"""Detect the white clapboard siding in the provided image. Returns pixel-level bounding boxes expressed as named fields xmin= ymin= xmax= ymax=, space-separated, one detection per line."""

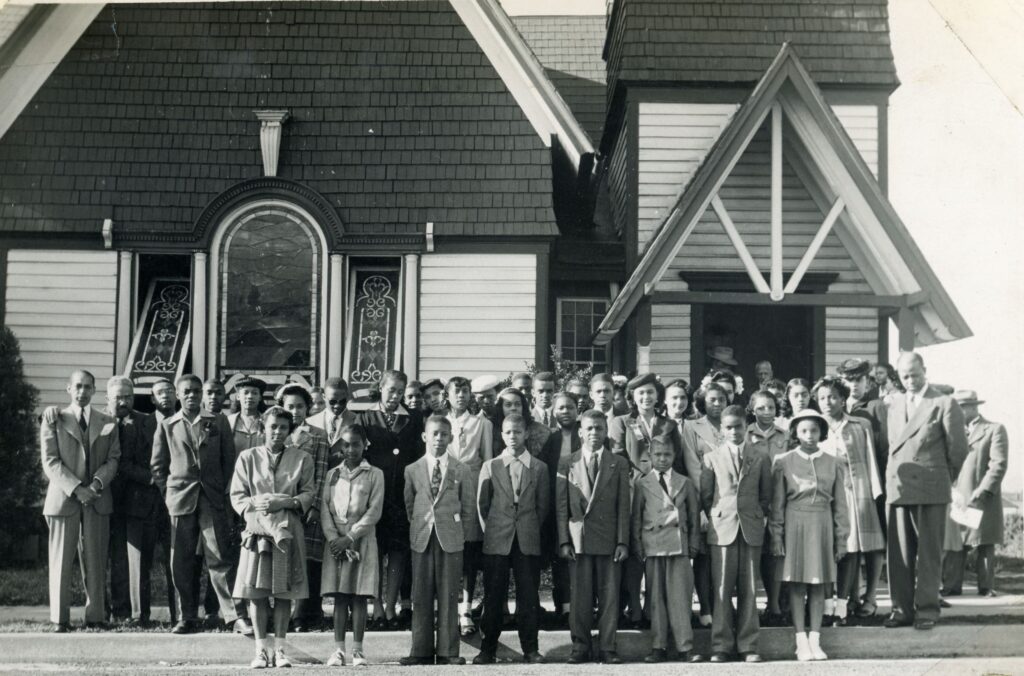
xmin=649 ymin=303 xmax=691 ymax=380
xmin=637 ymin=102 xmax=739 ymax=250
xmin=418 ymin=253 xmax=536 ymax=379
xmin=831 ymin=105 xmax=879 ymax=178
xmin=826 ymin=278 xmax=878 ymax=370
xmin=5 ymin=250 xmax=118 ymax=409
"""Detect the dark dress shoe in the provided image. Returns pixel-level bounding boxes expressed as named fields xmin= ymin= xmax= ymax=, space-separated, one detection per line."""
xmin=676 ymin=651 xmax=690 ymax=662
xmin=398 ymin=656 xmax=433 ymax=666
xmin=171 ymin=620 xmax=199 ymax=634
xmin=436 ymin=656 xmax=466 ymax=665
xmin=688 ymin=653 xmax=706 ymax=663
xmin=523 ymin=651 xmax=545 ymax=664
xmin=979 ymin=589 xmax=998 ymax=598
xmin=84 ymin=621 xmax=109 ymax=630
xmin=599 ymin=651 xmax=622 ymax=664
xmin=742 ymin=652 xmax=763 ymax=663
xmin=710 ymin=652 xmax=732 ymax=663
xmin=939 ymin=598 xmax=952 ymax=609
xmin=884 ymin=615 xmax=913 ymax=628
xmin=645 ymin=649 xmax=667 ymax=663
xmin=472 ymin=652 xmax=496 ymax=665
xmin=940 ymin=588 xmax=961 ymax=597
xmin=914 ymin=619 xmax=936 ymax=630
xmin=52 ymin=622 xmax=70 ymax=633
xmin=567 ymin=651 xmax=590 ymax=664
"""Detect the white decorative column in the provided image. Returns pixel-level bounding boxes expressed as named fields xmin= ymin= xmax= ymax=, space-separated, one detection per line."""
xmin=254 ymin=110 xmax=290 ymax=177
xmin=192 ymin=252 xmax=208 ymax=379
xmin=402 ymin=254 xmax=419 ymax=379
xmin=327 ymin=254 xmax=345 ymax=380
xmin=115 ymin=251 xmax=133 ymax=374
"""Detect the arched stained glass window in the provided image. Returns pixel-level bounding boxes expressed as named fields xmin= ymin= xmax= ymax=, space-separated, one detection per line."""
xmin=218 ymin=204 xmax=323 ymax=374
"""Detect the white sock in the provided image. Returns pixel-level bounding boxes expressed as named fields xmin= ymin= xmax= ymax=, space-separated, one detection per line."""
xmin=836 ymin=598 xmax=848 ymax=618
xmin=824 ymin=598 xmax=835 ymax=615
xmin=459 ymin=601 xmax=471 ymax=616
xmin=700 ymin=614 xmax=712 ymax=626
xmin=271 ymin=636 xmax=281 ymax=651
xmin=255 ymin=638 xmax=268 ymax=652
xmin=561 ymin=603 xmax=570 ymax=615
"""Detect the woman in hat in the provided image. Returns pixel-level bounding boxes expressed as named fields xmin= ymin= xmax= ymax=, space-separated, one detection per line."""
xmin=814 ymin=377 xmax=885 ymax=622
xmin=769 ymin=409 xmax=849 ymax=661
xmin=230 ymin=406 xmax=316 ymax=669
xmin=276 ymin=383 xmax=334 ymax=632
xmin=228 ymin=376 xmax=268 ymax=452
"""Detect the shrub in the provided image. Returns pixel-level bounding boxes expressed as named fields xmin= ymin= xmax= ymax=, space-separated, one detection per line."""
xmin=0 ymin=327 xmax=44 ymax=562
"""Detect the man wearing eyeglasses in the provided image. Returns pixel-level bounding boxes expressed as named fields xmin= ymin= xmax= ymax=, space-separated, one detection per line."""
xmin=307 ymin=377 xmax=356 ymax=448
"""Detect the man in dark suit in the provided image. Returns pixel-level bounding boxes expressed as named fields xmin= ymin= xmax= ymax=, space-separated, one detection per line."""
xmin=474 ymin=414 xmax=550 ymax=664
xmin=885 ymin=352 xmax=968 ymax=630
xmin=40 ymin=369 xmax=121 ymax=631
xmin=942 ymin=390 xmax=1008 ymax=597
xmin=151 ymin=374 xmax=240 ymax=634
xmin=556 ymin=410 xmax=631 ymax=664
xmin=700 ymin=405 xmax=771 ymax=663
xmin=105 ymin=376 xmax=176 ymax=625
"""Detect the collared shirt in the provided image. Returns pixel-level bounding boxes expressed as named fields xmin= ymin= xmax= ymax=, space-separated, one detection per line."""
xmin=967 ymin=415 xmax=980 ymax=435
xmin=727 ymin=442 xmax=744 ymax=471
xmin=502 ymin=448 xmax=531 ymax=503
xmin=181 ymin=410 xmax=208 ymax=448
xmin=656 ymin=468 xmax=673 ymax=494
xmin=425 ymin=452 xmax=449 ymax=486
xmin=69 ymin=402 xmax=91 ymax=427
xmin=232 ymin=412 xmax=263 ymax=451
xmin=446 ymin=409 xmax=492 ymax=466
xmin=906 ymin=385 xmax=927 ymax=417
xmin=636 ymin=412 xmax=656 ymax=440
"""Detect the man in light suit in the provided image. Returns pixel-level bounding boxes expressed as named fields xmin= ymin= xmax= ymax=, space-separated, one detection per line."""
xmin=304 ymin=377 xmax=355 ymax=445
xmin=556 ymin=409 xmax=631 ymax=664
xmin=151 ymin=374 xmax=240 ymax=634
xmin=41 ymin=369 xmax=121 ymax=631
xmin=942 ymin=390 xmax=1007 ymax=597
xmin=700 ymin=405 xmax=771 ymax=663
xmin=474 ymin=414 xmax=550 ymax=665
xmin=401 ymin=416 xmax=476 ymax=666
xmin=885 ymin=352 xmax=968 ymax=630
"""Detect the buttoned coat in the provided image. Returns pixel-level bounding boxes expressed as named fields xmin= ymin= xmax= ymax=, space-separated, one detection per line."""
xmin=111 ymin=411 xmax=161 ymax=519
xmin=359 ymin=406 xmax=423 ymax=547
xmin=477 ymin=454 xmax=550 ymax=556
xmin=41 ymin=406 xmax=121 ymax=517
xmin=885 ymin=387 xmax=968 ymax=506
xmin=609 ymin=412 xmax=702 ymax=482
xmin=630 ymin=470 xmax=701 ymax=558
xmin=151 ymin=410 xmax=235 ymax=516
xmin=954 ymin=417 xmax=1008 ymax=546
xmin=555 ymin=449 xmax=630 ymax=555
xmin=404 ymin=455 xmax=476 ymax=554
xmin=700 ymin=443 xmax=772 ymax=547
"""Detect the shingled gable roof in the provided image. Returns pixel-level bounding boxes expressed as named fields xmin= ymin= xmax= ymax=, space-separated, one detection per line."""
xmin=0 ymin=1 xmax=591 ymax=241
xmin=512 ymin=14 xmax=607 ymax=145
xmin=594 ymin=44 xmax=970 ymax=348
xmin=603 ymin=0 xmax=900 ymax=133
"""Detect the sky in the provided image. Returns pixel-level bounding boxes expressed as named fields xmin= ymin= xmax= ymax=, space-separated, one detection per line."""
xmin=501 ymin=0 xmax=1024 ymax=491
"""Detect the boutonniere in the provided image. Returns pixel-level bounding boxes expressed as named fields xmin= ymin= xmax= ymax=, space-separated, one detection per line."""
xmin=629 ymin=420 xmax=645 ymax=441
xmin=203 ymin=420 xmax=218 ymax=436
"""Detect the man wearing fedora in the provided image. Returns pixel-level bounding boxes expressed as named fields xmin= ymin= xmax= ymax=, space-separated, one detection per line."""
xmin=884 ymin=352 xmax=967 ymax=630
xmin=941 ymin=390 xmax=1008 ymax=598
xmin=707 ymin=346 xmax=739 ymax=372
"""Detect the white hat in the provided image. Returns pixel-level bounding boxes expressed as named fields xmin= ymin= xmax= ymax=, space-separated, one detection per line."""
xmin=471 ymin=375 xmax=500 ymax=394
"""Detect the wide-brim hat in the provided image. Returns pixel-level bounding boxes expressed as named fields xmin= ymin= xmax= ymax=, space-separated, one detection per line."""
xmin=706 ymin=346 xmax=738 ymax=366
xmin=952 ymin=389 xmax=985 ymax=406
xmin=836 ymin=358 xmax=872 ymax=379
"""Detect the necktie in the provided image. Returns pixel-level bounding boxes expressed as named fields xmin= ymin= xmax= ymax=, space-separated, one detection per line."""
xmin=328 ymin=415 xmax=337 ymax=442
xmin=79 ymin=410 xmax=91 ymax=473
xmin=658 ymin=471 xmax=670 ymax=495
xmin=430 ymin=459 xmax=442 ymax=499
xmin=511 ymin=459 xmax=522 ymax=504
xmin=587 ymin=452 xmax=599 ymax=486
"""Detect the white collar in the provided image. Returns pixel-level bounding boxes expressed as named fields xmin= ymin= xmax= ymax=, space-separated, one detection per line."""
xmin=655 ymin=467 xmax=672 ymax=480
xmin=502 ymin=448 xmax=531 ymax=467
xmin=69 ymin=403 xmax=91 ymax=423
xmin=582 ymin=446 xmax=601 ymax=461
xmin=797 ymin=448 xmax=824 ymax=460
xmin=427 ymin=452 xmax=448 ymax=469
xmin=449 ymin=409 xmax=473 ymax=423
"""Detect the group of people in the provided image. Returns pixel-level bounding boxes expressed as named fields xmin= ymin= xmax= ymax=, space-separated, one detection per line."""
xmin=39 ymin=350 xmax=1008 ymax=666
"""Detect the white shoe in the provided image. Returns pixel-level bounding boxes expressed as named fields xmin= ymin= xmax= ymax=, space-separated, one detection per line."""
xmin=251 ymin=649 xmax=272 ymax=669
xmin=351 ymin=651 xmax=367 ymax=667
xmin=795 ymin=633 xmax=814 ymax=662
xmin=699 ymin=614 xmax=713 ymax=627
xmin=808 ymin=631 xmax=828 ymax=661
xmin=274 ymin=649 xmax=292 ymax=668
xmin=326 ymin=650 xmax=346 ymax=667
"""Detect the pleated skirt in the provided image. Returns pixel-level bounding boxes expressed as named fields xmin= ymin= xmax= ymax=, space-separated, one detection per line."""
xmin=782 ymin=507 xmax=836 ymax=585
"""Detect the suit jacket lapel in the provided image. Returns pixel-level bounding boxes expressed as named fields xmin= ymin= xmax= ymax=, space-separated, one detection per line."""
xmin=494 ymin=459 xmax=514 ymax=500
xmin=88 ymin=412 xmax=104 ymax=449
xmin=571 ymin=454 xmax=592 ymax=503
xmin=968 ymin=418 xmax=986 ymax=445
xmin=172 ymin=418 xmax=199 ymax=465
xmin=60 ymin=407 xmax=85 ymax=447
xmin=892 ymin=391 xmax=933 ymax=451
xmin=668 ymin=471 xmax=684 ymax=499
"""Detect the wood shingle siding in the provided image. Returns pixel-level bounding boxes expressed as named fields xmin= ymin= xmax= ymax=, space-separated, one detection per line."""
xmin=4 ymin=250 xmax=117 ymax=409
xmin=418 ymin=253 xmax=536 ymax=379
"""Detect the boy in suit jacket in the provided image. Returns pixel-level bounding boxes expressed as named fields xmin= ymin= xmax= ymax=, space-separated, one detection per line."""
xmin=41 ymin=369 xmax=121 ymax=631
xmin=556 ymin=409 xmax=630 ymax=664
xmin=151 ymin=374 xmax=239 ymax=634
xmin=474 ymin=414 xmax=550 ymax=664
xmin=401 ymin=416 xmax=476 ymax=666
xmin=700 ymin=405 xmax=771 ymax=663
xmin=884 ymin=353 xmax=967 ymax=629
xmin=632 ymin=435 xmax=701 ymax=662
